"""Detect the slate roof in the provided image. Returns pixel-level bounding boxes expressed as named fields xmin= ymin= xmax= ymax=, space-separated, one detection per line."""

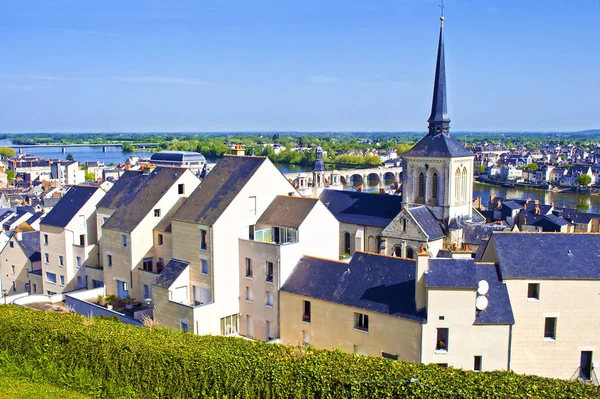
xmin=42 ymin=197 xmax=61 ymax=208
xmin=426 ymin=259 xmax=477 ymax=289
xmin=99 ymin=167 xmax=190 ymax=232
xmin=151 ymin=151 xmax=206 ymax=163
xmin=425 ymin=258 xmax=514 ymax=325
xmin=407 ymin=206 xmax=445 ymax=240
xmin=40 ymin=186 xmax=100 ymax=228
xmin=474 ymin=263 xmax=515 ymax=325
xmin=463 ymin=223 xmax=508 ymax=245
xmin=18 ymin=231 xmax=41 ymax=263
xmin=402 ymin=134 xmax=473 ymax=158
xmin=319 ymin=189 xmax=403 ymax=227
xmin=173 ymin=156 xmax=271 ymax=225
xmin=257 ymin=196 xmax=318 ymax=228
xmin=281 ymin=252 xmax=426 ymax=322
xmin=154 ymin=259 xmax=189 ymax=289
xmin=492 ymin=233 xmax=600 ymax=279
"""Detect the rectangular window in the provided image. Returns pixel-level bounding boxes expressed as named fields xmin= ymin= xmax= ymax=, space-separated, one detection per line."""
xmin=59 ymin=275 xmax=65 ymax=286
xmin=9 ymin=241 xmax=13 ymax=248
xmin=79 ymin=235 xmax=85 ymax=246
xmin=266 ymin=291 xmax=273 ymax=307
xmin=245 ymin=286 xmax=253 ymax=302
xmin=107 ymin=254 xmax=113 ymax=267
xmin=157 ymin=233 xmax=163 ymax=246
xmin=249 ymin=225 xmax=255 ymax=240
xmin=266 ymin=261 xmax=274 ymax=283
xmin=249 ymin=196 xmax=256 ymax=216
xmin=180 ymin=321 xmax=188 ymax=333
xmin=44 ymin=253 xmax=49 ymax=264
xmin=354 ymin=313 xmax=369 ymax=332
xmin=59 ymin=256 xmax=64 ymax=267
xmin=122 ymin=234 xmax=127 ymax=248
xmin=157 ymin=258 xmax=164 ymax=273
xmin=154 ymin=209 xmax=161 ymax=217
xmin=382 ymin=352 xmax=399 ymax=360
xmin=303 ymin=300 xmax=311 ymax=323
xmin=436 ymin=328 xmax=449 ymax=351
xmin=200 ymin=229 xmax=207 ymax=250
xmin=43 ymin=234 xmax=48 ymax=245
xmin=178 ymin=183 xmax=185 ymax=195
xmin=245 ymin=258 xmax=252 ymax=278
xmin=76 ymin=256 xmax=82 ymax=267
xmin=220 ymin=314 xmax=239 ymax=335
xmin=474 ymin=356 xmax=482 ymax=371
xmin=32 ymin=284 xmax=36 ymax=294
xmin=11 ymin=265 xmax=15 ymax=274
xmin=201 ymin=259 xmax=208 ymax=274
xmin=46 ymin=272 xmax=57 ymax=284
xmin=144 ymin=284 xmax=150 ymax=299
xmin=142 ymin=258 xmax=153 ymax=272
xmin=11 ymin=282 xmax=15 ymax=292
xmin=544 ymin=317 xmax=557 ymax=340
xmin=266 ymin=320 xmax=273 ymax=341
xmin=302 ymin=330 xmax=311 ymax=346
xmin=527 ymin=283 xmax=540 ymax=300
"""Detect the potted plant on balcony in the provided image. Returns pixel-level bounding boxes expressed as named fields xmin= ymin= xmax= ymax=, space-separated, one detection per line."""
xmin=124 ymin=296 xmax=136 ymax=310
xmin=105 ymin=294 xmax=117 ymax=310
xmin=96 ymin=294 xmax=106 ymax=307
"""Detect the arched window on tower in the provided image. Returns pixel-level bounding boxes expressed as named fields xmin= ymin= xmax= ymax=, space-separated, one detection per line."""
xmin=431 ymin=172 xmax=438 ymax=204
xmin=462 ymin=167 xmax=468 ymax=202
xmin=406 ymin=247 xmax=415 ymax=259
xmin=455 ymin=168 xmax=461 ymax=203
xmin=418 ymin=172 xmax=425 ymax=200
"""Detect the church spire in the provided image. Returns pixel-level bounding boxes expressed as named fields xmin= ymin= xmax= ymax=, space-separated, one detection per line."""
xmin=427 ymin=15 xmax=451 ymax=136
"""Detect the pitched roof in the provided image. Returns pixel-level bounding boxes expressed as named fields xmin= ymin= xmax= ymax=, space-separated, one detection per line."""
xmin=153 ymin=258 xmax=189 ymax=289
xmin=319 ymin=189 xmax=403 ymax=227
xmin=281 ymin=252 xmax=425 ymax=322
xmin=100 ymin=167 xmax=190 ymax=232
xmin=18 ymin=231 xmax=41 ymax=262
xmin=407 ymin=206 xmax=445 ymax=240
xmin=425 ymin=259 xmax=514 ymax=325
xmin=426 ymin=259 xmax=477 ymax=289
xmin=463 ymin=223 xmax=508 ymax=245
xmin=172 ymin=156 xmax=269 ymax=225
xmin=402 ymin=134 xmax=473 ymax=158
xmin=40 ymin=186 xmax=100 ymax=228
xmin=257 ymin=196 xmax=318 ymax=228
xmin=492 ymin=233 xmax=600 ymax=279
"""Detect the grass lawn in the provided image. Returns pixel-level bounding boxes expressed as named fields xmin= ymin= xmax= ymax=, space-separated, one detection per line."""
xmin=0 ymin=372 xmax=91 ymax=399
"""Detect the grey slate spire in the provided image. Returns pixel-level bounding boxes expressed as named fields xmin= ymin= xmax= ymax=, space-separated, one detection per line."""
xmin=427 ymin=16 xmax=450 ymax=136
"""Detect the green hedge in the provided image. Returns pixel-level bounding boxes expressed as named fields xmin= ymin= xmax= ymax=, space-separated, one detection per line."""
xmin=0 ymin=305 xmax=597 ymax=399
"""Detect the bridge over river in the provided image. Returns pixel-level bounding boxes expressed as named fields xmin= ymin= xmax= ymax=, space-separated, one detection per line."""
xmin=284 ymin=165 xmax=402 ymax=190
xmin=9 ymin=143 xmax=159 ymax=153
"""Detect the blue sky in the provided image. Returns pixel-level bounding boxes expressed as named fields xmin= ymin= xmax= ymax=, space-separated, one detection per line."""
xmin=0 ymin=0 xmax=598 ymax=133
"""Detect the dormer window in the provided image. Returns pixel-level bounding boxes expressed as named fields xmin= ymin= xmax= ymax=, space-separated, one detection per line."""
xmin=154 ymin=209 xmax=161 ymax=217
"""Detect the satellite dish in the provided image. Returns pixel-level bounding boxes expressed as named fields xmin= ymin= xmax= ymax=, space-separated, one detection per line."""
xmin=477 ymin=280 xmax=489 ymax=295
xmin=476 ymin=295 xmax=489 ymax=311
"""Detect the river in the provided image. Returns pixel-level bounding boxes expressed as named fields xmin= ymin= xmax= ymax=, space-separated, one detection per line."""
xmin=5 ymin=141 xmax=600 ymax=213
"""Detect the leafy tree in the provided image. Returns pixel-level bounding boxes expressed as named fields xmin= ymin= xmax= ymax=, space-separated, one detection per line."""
xmin=478 ymin=165 xmax=485 ymax=175
xmin=525 ymin=163 xmax=538 ymax=171
xmin=85 ymin=171 xmax=96 ymax=181
xmin=0 ymin=147 xmax=16 ymax=157
xmin=66 ymin=153 xmax=74 ymax=161
xmin=578 ymin=174 xmax=592 ymax=187
xmin=6 ymin=170 xmax=16 ymax=182
xmin=121 ymin=143 xmax=135 ymax=153
xmin=109 ymin=162 xmax=116 ymax=166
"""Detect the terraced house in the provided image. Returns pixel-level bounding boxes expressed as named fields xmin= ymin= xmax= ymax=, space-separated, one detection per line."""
xmin=152 ymin=155 xmax=298 ymax=335
xmin=97 ymin=166 xmax=200 ymax=301
xmin=39 ymin=185 xmax=106 ymax=294
xmin=1 ymin=231 xmax=40 ymax=295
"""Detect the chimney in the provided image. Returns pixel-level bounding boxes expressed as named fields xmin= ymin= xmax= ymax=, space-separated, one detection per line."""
xmin=535 ymin=205 xmax=540 ymax=215
xmin=357 ymin=186 xmax=363 ymax=192
xmin=142 ymin=164 xmax=156 ymax=174
xmin=415 ymin=252 xmax=429 ymax=311
xmin=232 ymin=145 xmax=245 ymax=156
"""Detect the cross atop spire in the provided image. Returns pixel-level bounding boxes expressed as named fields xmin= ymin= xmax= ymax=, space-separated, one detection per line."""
xmin=427 ymin=11 xmax=451 ymax=136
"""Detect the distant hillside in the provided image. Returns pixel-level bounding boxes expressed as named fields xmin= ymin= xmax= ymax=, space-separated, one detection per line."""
xmin=577 ymin=129 xmax=600 ymax=135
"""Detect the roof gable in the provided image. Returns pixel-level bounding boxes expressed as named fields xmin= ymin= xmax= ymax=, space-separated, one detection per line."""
xmin=172 ymin=156 xmax=268 ymax=225
xmin=154 ymin=259 xmax=189 ymax=288
xmin=41 ymin=186 xmax=100 ymax=228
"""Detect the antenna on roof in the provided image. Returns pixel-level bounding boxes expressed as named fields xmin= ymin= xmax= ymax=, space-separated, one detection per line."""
xmin=476 ymin=280 xmax=489 ymax=311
